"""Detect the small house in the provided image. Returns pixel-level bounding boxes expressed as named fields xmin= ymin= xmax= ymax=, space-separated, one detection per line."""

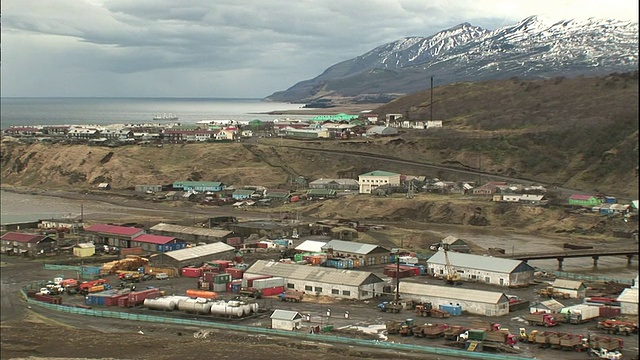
xmin=0 ymin=232 xmax=57 ymax=256
xmin=270 ymin=310 xmax=303 ymax=331
xmin=617 ymin=288 xmax=638 ymax=315
xmin=529 ymin=299 xmax=565 ymax=314
xmin=73 ymin=243 xmax=96 ymax=257
xmin=551 ymin=279 xmax=586 ymax=299
xmin=440 ymin=236 xmax=470 ymax=253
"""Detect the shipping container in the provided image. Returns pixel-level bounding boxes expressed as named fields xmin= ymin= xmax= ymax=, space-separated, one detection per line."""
xmin=34 ymin=294 xmax=63 ymax=305
xmin=226 ymin=237 xmax=242 ymax=246
xmin=203 ymin=271 xmax=217 ymax=283
xmin=181 ymin=266 xmax=203 ymax=278
xmin=127 ymin=289 xmax=161 ymax=307
xmin=261 ymin=286 xmax=285 ymax=297
xmin=225 ymin=267 xmax=244 ymax=279
xmin=252 ymin=277 xmax=286 ymax=290
xmin=212 ymin=282 xmax=227 ymax=292
xmin=242 ymin=275 xmax=272 ymax=288
xmin=104 ymin=293 xmax=129 ymax=307
xmin=599 ymin=306 xmax=621 ymax=318
xmin=226 ymin=282 xmax=233 ymax=293
xmin=198 ymin=281 xmax=211 ymax=290
xmin=185 ymin=289 xmax=218 ymax=299
xmin=118 ymin=296 xmax=129 ymax=308
xmin=439 ymin=304 xmax=463 ymax=316
xmin=213 ymin=273 xmax=232 ymax=284
xmin=231 ymin=284 xmax=241 ymax=293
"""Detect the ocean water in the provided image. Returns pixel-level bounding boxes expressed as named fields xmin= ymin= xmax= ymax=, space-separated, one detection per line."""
xmin=0 ymin=97 xmax=314 ymax=129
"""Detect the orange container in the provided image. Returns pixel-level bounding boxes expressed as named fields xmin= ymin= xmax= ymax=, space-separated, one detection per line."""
xmin=186 ymin=289 xmax=218 ymax=299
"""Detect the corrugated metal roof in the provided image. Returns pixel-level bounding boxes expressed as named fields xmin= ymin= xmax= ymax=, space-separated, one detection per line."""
xmin=617 ymin=288 xmax=638 ymax=303
xmin=133 ymin=234 xmax=176 ymax=245
xmin=84 ymin=224 xmax=144 ymax=236
xmin=427 ymin=251 xmax=529 ymax=273
xmin=397 ymin=282 xmax=508 ymax=304
xmin=294 ymin=240 xmax=327 ymax=253
xmin=537 ymin=299 xmax=565 ymax=311
xmin=150 ymin=223 xmax=232 ymax=237
xmin=245 ymin=260 xmax=383 ymax=286
xmin=552 ymin=279 xmax=585 ymax=290
xmin=162 ymin=242 xmax=234 ymax=262
xmin=270 ymin=309 xmax=302 ymax=320
xmin=322 ymin=239 xmax=388 ymax=255
xmin=0 ymin=232 xmax=46 ymax=243
xmin=359 ymin=170 xmax=400 ymax=177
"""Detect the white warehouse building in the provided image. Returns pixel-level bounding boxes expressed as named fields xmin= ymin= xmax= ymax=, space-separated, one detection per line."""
xmin=396 ymin=282 xmax=510 ymax=317
xmin=426 ymin=251 xmax=535 ymax=287
xmin=244 ymin=260 xmax=385 ymax=300
xmin=617 ymin=287 xmax=638 ymax=315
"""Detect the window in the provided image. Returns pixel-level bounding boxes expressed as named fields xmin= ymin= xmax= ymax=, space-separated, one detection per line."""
xmin=287 ymin=283 xmax=295 ymax=289
xmin=342 ymin=290 xmax=351 ymax=296
xmin=305 ymin=285 xmax=312 ymax=291
xmin=485 ymin=277 xmax=490 ymax=283
xmin=332 ymin=289 xmax=339 ymax=295
xmin=314 ymin=287 xmax=322 ymax=293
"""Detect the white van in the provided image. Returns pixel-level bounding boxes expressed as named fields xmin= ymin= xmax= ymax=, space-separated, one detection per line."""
xmin=155 ymin=273 xmax=169 ymax=280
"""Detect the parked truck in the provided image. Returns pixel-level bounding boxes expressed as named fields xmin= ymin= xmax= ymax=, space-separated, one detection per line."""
xmin=398 ymin=319 xmax=415 ymax=337
xmin=79 ymin=279 xmax=109 ymax=295
xmin=524 ymin=312 xmax=558 ymax=327
xmin=548 ymin=332 xmax=568 ymax=349
xmin=444 ymin=325 xmax=468 ymax=341
xmin=414 ymin=303 xmax=432 ymax=316
xmin=535 ymin=331 xmax=555 ymax=348
xmin=559 ymin=333 xmax=587 ymax=351
xmin=378 ymin=301 xmax=403 ymax=313
xmin=386 ymin=320 xmax=402 ymax=335
xmin=414 ymin=323 xmax=449 ymax=338
xmin=238 ymin=287 xmax=262 ymax=299
xmin=589 ymin=336 xmax=624 ymax=352
xmin=563 ymin=304 xmax=600 ymax=324
xmin=459 ymin=329 xmax=517 ymax=346
xmin=597 ymin=319 xmax=638 ymax=336
xmin=278 ymin=290 xmax=304 ymax=302
xmin=590 ymin=348 xmax=623 ymax=360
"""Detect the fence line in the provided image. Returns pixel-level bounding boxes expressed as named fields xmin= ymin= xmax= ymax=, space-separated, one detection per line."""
xmin=21 ymin=289 xmax=533 ymax=360
xmin=552 ymin=271 xmax=634 ymax=285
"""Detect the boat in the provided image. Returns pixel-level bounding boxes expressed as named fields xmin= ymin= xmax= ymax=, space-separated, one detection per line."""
xmin=153 ymin=113 xmax=179 ymax=121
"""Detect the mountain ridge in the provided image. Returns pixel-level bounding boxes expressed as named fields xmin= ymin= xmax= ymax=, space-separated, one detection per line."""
xmin=265 ymin=15 xmax=639 ymax=105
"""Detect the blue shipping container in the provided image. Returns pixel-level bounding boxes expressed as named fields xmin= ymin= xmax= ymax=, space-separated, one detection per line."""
xmin=439 ymin=304 xmax=462 ymax=316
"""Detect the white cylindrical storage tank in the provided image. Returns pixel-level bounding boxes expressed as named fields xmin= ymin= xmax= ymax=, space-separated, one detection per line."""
xmin=249 ymin=302 xmax=259 ymax=314
xmin=143 ymin=297 xmax=177 ymax=311
xmin=177 ymin=299 xmax=212 ymax=314
xmin=210 ymin=301 xmax=243 ymax=317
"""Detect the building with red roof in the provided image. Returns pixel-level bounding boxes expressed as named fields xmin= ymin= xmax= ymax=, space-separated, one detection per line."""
xmin=132 ymin=234 xmax=187 ymax=253
xmin=1 ymin=232 xmax=56 ymax=256
xmin=83 ymin=224 xmax=145 ymax=248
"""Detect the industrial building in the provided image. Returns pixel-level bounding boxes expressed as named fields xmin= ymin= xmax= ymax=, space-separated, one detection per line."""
xmin=227 ymin=221 xmax=303 ymax=239
xmin=358 ymin=170 xmax=401 ymax=194
xmin=83 ymin=224 xmax=145 ymax=248
xmin=149 ymin=223 xmax=233 ymax=245
xmin=0 ymin=232 xmax=57 ymax=256
xmin=396 ymin=282 xmax=510 ymax=317
xmin=551 ymin=279 xmax=587 ymax=299
xmin=321 ymin=240 xmax=391 ymax=267
xmin=294 ymin=240 xmax=327 ymax=253
xmin=244 ymin=260 xmax=386 ymax=300
xmin=148 ymin=242 xmax=235 ymax=268
xmin=131 ymin=234 xmax=187 ymax=253
xmin=426 ymin=251 xmax=535 ymax=287
xmin=617 ymin=287 xmax=638 ymax=315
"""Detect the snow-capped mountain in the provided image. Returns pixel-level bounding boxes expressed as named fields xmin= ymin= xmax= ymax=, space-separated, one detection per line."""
xmin=265 ymin=16 xmax=638 ymax=104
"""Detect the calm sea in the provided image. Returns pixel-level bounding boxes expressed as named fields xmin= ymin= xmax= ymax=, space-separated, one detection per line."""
xmin=0 ymin=97 xmax=314 ymax=129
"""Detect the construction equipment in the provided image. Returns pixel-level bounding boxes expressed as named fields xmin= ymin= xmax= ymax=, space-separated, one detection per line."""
xmin=444 ymin=325 xmax=468 ymax=341
xmin=524 ymin=312 xmax=558 ymax=327
xmin=442 ymin=243 xmax=461 ymax=285
xmin=78 ymin=279 xmax=109 ymax=295
xmin=414 ymin=303 xmax=432 ymax=316
xmin=559 ymin=333 xmax=587 ymax=351
xmin=278 ymin=290 xmax=304 ymax=302
xmin=590 ymin=348 xmax=623 ymax=359
xmin=378 ymin=301 xmax=403 ymax=313
xmin=597 ymin=319 xmax=638 ymax=336
xmin=386 ymin=320 xmax=402 ymax=335
xmin=238 ymin=287 xmax=262 ymax=299
xmin=414 ymin=323 xmax=450 ymax=338
xmin=398 ymin=318 xmax=415 ymax=337
xmin=518 ymin=328 xmax=538 ymax=343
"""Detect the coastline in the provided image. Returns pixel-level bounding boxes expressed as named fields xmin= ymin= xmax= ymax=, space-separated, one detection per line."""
xmin=263 ymin=103 xmax=378 ymax=116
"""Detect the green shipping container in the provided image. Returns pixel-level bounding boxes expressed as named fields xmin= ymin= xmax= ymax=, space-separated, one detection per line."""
xmin=213 ymin=274 xmax=231 ymax=284
xmin=294 ymin=254 xmax=303 ymax=262
xmin=467 ymin=329 xmax=487 ymax=341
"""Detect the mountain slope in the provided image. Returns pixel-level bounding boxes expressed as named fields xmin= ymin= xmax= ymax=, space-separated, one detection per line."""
xmin=265 ymin=16 xmax=639 ymax=104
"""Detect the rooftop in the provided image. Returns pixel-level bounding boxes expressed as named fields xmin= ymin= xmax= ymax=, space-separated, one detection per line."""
xmin=397 ymin=282 xmax=508 ymax=304
xmin=322 ymin=239 xmax=389 ymax=255
xmin=245 ymin=260 xmax=383 ymax=287
xmin=84 ymin=224 xmax=145 ymax=236
xmin=427 ymin=251 xmax=533 ymax=273
xmin=158 ymin=242 xmax=235 ymax=262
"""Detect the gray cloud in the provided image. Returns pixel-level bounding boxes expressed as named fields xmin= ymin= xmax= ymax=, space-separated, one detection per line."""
xmin=1 ymin=0 xmax=637 ymax=97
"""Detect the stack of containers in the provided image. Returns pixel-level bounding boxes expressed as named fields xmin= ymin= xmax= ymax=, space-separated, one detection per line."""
xmin=252 ymin=276 xmax=286 ymax=296
xmin=225 ymin=267 xmax=244 ymax=279
xmin=227 ymin=279 xmax=242 ymax=293
xmin=212 ymin=273 xmax=232 ymax=292
xmin=85 ymin=290 xmax=120 ymax=306
xmin=325 ymin=258 xmax=354 ymax=269
xmin=242 ymin=275 xmax=272 ymax=288
xmin=181 ymin=266 xmax=203 ymax=278
xmin=208 ymin=260 xmax=233 ymax=270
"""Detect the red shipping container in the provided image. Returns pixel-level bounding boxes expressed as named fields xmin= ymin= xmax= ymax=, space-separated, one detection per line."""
xmin=118 ymin=297 xmax=129 ymax=308
xmin=226 ymin=237 xmax=242 ymax=246
xmin=203 ymin=271 xmax=216 ymax=283
xmin=256 ymin=243 xmax=268 ymax=249
xmin=233 ymin=256 xmax=243 ymax=263
xmin=599 ymin=306 xmax=621 ymax=318
xmin=226 ymin=282 xmax=233 ymax=292
xmin=128 ymin=289 xmax=160 ymax=306
xmin=261 ymin=286 xmax=285 ymax=297
xmin=104 ymin=294 xmax=128 ymax=307
xmin=181 ymin=267 xmax=203 ymax=278
xmin=225 ymin=267 xmax=244 ymax=279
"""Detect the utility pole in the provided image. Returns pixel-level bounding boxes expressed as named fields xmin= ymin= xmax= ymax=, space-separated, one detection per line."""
xmin=430 ymin=76 xmax=434 ymax=122
xmin=394 ymin=250 xmax=400 ymax=302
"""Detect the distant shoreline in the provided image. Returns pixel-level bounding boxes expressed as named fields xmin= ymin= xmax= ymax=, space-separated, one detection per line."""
xmin=262 ymin=103 xmax=378 ymax=116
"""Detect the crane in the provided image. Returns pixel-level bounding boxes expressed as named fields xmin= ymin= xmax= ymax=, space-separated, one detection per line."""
xmin=442 ymin=243 xmax=461 ymax=285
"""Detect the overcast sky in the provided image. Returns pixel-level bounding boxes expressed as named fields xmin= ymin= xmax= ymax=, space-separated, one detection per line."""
xmin=1 ymin=0 xmax=638 ymax=98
